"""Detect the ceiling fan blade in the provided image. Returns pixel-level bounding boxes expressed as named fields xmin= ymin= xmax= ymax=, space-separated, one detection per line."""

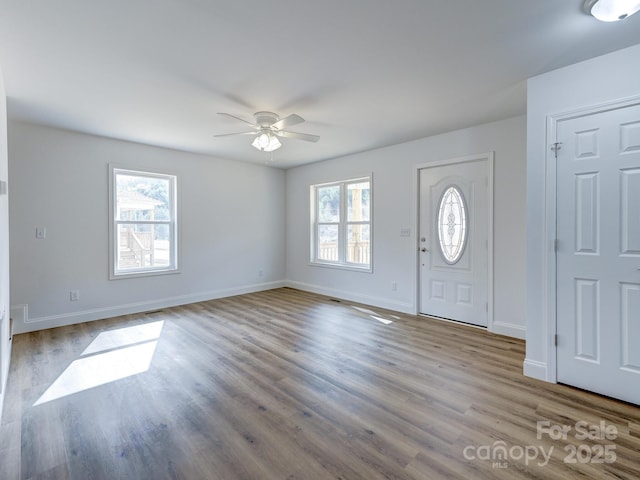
xmin=217 ymin=112 xmax=257 ymax=127
xmin=275 ymin=130 xmax=320 ymax=143
xmin=213 ymin=131 xmax=258 ymax=137
xmin=271 ymin=114 xmax=305 ymax=130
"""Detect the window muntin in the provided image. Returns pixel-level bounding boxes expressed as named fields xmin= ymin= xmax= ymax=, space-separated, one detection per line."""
xmin=312 ymin=177 xmax=371 ymax=270
xmin=110 ymin=167 xmax=178 ymax=278
xmin=437 ymin=185 xmax=467 ymax=264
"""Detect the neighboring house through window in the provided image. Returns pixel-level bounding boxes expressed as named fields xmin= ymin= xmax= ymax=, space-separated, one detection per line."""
xmin=311 ymin=176 xmax=371 ymax=271
xmin=109 ymin=166 xmax=178 ymax=278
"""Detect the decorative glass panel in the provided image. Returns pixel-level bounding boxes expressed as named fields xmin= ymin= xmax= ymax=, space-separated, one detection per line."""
xmin=437 ymin=186 xmax=468 ymax=264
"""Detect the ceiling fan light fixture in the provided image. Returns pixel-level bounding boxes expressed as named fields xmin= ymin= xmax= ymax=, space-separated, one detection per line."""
xmin=251 ymin=131 xmax=281 ymax=152
xmin=215 ymin=111 xmax=318 ymax=153
xmin=583 ymin=0 xmax=640 ymax=21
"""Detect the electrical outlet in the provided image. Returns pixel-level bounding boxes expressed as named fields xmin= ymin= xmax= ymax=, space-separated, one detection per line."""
xmin=36 ymin=227 xmax=46 ymax=239
xmin=70 ymin=290 xmax=80 ymax=301
xmin=391 ymin=282 xmax=397 ymax=291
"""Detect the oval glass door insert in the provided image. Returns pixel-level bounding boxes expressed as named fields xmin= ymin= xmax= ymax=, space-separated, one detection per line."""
xmin=437 ymin=185 xmax=468 ymax=264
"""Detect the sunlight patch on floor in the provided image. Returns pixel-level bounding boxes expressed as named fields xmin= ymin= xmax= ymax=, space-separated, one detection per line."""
xmin=34 ymin=321 xmax=164 ymax=406
xmin=370 ymin=315 xmax=393 ymax=325
xmin=351 ymin=306 xmax=394 ymax=325
xmin=82 ymin=320 xmax=164 ymax=355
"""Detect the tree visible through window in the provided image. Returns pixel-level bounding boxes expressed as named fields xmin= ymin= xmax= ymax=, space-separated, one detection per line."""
xmin=110 ymin=167 xmax=178 ymax=278
xmin=312 ymin=177 xmax=371 ymax=270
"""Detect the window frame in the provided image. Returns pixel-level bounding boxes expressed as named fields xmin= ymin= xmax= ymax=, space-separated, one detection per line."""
xmin=108 ymin=165 xmax=180 ymax=279
xmin=310 ymin=175 xmax=372 ymax=272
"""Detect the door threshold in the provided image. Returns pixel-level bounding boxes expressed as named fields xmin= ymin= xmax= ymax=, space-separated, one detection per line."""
xmin=418 ymin=313 xmax=487 ymax=330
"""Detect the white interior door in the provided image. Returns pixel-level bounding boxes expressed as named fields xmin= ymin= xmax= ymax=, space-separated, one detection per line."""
xmin=419 ymin=158 xmax=489 ymax=327
xmin=556 ymin=103 xmax=640 ymax=405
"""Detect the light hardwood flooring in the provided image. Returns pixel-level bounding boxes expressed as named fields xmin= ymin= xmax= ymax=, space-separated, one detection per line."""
xmin=0 ymin=287 xmax=639 ymax=479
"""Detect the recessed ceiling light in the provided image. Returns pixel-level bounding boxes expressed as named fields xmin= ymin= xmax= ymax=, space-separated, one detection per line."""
xmin=583 ymin=0 xmax=640 ymax=22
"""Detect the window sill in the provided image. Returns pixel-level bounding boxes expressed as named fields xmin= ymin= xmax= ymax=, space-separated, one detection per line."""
xmin=110 ymin=267 xmax=181 ymax=280
xmin=309 ymin=261 xmax=372 ymax=273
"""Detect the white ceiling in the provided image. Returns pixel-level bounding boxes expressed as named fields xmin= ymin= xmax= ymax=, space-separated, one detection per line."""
xmin=1 ymin=1 xmax=639 ymax=169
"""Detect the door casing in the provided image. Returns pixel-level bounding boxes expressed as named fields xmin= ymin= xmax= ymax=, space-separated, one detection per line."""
xmin=415 ymin=152 xmax=494 ymax=331
xmin=543 ymin=95 xmax=640 ymax=384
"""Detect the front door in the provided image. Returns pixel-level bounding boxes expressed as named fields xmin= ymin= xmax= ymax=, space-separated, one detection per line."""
xmin=418 ymin=157 xmax=489 ymax=327
xmin=556 ymin=102 xmax=640 ymax=405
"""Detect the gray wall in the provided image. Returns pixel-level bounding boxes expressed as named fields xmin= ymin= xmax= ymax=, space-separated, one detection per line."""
xmin=9 ymin=122 xmax=286 ymax=333
xmin=7 ymin=114 xmax=527 ymax=345
xmin=286 ymin=115 xmax=527 ymax=338
xmin=525 ymin=43 xmax=640 ymax=381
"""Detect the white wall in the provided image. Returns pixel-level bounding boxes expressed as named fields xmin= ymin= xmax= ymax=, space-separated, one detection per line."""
xmin=0 ymin=67 xmax=11 ymax=420
xmin=9 ymin=122 xmax=286 ymax=333
xmin=525 ymin=43 xmax=640 ymax=381
xmin=286 ymin=115 xmax=526 ymax=338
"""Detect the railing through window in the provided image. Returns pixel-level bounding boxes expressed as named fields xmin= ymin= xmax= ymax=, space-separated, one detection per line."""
xmin=319 ymin=242 xmax=370 ymax=264
xmin=119 ymin=227 xmax=154 ymax=268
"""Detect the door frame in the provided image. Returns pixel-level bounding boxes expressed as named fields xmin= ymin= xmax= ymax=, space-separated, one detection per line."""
xmin=415 ymin=152 xmax=494 ymax=331
xmin=544 ymin=95 xmax=640 ymax=384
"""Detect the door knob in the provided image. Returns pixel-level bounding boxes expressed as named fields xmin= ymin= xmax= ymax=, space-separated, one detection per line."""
xmin=420 ymin=247 xmax=428 ymax=252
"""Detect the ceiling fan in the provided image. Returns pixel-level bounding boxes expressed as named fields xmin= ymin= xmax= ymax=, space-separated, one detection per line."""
xmin=214 ymin=111 xmax=320 ymax=152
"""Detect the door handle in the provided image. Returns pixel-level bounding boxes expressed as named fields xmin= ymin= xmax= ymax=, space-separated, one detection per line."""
xmin=420 ymin=247 xmax=429 ymax=252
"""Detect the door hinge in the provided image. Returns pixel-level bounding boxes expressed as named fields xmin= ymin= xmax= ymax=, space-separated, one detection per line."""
xmin=554 ymin=239 xmax=559 ymax=252
xmin=551 ymin=142 xmax=562 ymax=159
xmin=554 ymin=334 xmax=558 ymax=346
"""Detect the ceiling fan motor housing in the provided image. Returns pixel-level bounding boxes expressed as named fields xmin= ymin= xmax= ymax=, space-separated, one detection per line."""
xmin=254 ymin=111 xmax=280 ymax=128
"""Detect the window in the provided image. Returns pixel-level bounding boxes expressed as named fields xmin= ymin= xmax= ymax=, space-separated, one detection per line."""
xmin=109 ymin=166 xmax=178 ymax=278
xmin=437 ymin=185 xmax=468 ymax=264
xmin=311 ymin=177 xmax=371 ymax=270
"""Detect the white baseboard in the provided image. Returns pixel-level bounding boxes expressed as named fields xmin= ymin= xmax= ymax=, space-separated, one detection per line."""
xmin=285 ymin=280 xmax=415 ymax=314
xmin=523 ymin=358 xmax=549 ymax=382
xmin=11 ymin=281 xmax=286 ymax=334
xmin=491 ymin=321 xmax=526 ymax=340
xmin=10 ymin=304 xmax=27 ymax=326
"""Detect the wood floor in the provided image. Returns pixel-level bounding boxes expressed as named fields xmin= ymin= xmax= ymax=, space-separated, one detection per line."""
xmin=0 ymin=287 xmax=639 ymax=479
